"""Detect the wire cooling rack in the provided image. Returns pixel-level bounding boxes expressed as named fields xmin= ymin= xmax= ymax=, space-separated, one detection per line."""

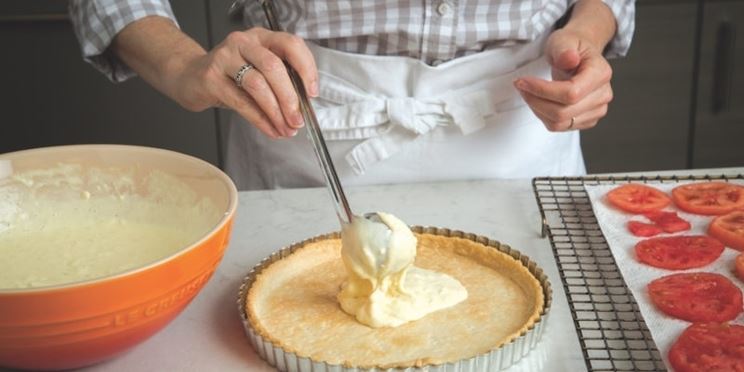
xmin=531 ymin=174 xmax=744 ymax=372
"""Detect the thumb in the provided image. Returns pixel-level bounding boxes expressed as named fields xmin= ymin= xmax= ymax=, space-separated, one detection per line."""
xmin=551 ymin=47 xmax=581 ymax=73
xmin=547 ymin=34 xmax=581 ymax=73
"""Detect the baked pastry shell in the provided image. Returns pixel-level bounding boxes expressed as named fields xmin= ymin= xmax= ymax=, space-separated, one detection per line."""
xmin=238 ymin=226 xmax=552 ymax=371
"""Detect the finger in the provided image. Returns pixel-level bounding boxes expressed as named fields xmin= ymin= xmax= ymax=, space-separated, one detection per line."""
xmin=210 ymin=35 xmax=295 ymax=136
xmin=515 ymin=56 xmax=612 ymax=105
xmin=545 ymin=32 xmax=579 ymax=80
xmin=220 ymin=30 xmax=301 ymax=133
xmin=237 ymin=66 xmax=298 ymax=137
xmin=570 ymin=104 xmax=609 ymax=131
xmin=262 ymin=31 xmax=319 ymax=98
xmin=215 ymin=76 xmax=283 ymax=139
xmin=519 ymin=84 xmax=612 ymax=127
xmin=238 ymin=46 xmax=305 ymax=130
xmin=550 ymin=45 xmax=581 ymax=74
xmin=517 ymin=89 xmax=558 ymax=132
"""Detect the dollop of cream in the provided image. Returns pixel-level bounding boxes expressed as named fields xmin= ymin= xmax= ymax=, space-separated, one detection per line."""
xmin=337 ymin=212 xmax=467 ymax=328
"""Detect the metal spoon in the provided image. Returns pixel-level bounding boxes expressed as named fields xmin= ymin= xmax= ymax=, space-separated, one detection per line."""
xmin=258 ymin=0 xmax=390 ymax=233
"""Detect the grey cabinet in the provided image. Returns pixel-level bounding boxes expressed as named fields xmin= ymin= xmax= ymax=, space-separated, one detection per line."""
xmin=0 ymin=1 xmax=220 ymax=166
xmin=581 ymin=0 xmax=698 ymax=173
xmin=583 ymin=0 xmax=744 ymax=173
xmin=692 ymin=0 xmax=744 ymax=168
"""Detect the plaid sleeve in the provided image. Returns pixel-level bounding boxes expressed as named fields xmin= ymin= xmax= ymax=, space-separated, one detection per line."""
xmin=600 ymin=0 xmax=636 ymax=58
xmin=68 ymin=0 xmax=179 ymax=82
xmin=565 ymin=0 xmax=636 ymax=58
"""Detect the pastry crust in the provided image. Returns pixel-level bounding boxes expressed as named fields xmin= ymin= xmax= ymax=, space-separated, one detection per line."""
xmin=245 ymin=233 xmax=544 ymax=369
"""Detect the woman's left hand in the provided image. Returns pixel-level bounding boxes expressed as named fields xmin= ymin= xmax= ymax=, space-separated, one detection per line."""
xmin=514 ymin=27 xmax=614 ymax=132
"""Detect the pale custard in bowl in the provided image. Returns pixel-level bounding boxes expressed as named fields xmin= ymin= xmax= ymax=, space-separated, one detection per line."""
xmin=0 ymin=144 xmax=237 ymax=371
xmin=0 ymin=163 xmax=221 ymax=289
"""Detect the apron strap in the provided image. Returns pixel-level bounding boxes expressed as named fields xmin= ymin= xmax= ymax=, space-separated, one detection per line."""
xmin=346 ymin=91 xmax=490 ymax=175
xmin=316 ymin=91 xmax=523 ymax=175
xmin=314 ymin=60 xmax=539 ymax=175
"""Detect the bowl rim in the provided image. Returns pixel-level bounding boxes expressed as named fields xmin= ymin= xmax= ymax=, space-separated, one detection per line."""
xmin=0 ymin=144 xmax=238 ymax=294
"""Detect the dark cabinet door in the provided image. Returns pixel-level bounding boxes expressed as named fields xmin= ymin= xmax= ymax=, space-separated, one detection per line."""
xmin=580 ymin=1 xmax=697 ymax=173
xmin=0 ymin=1 xmax=220 ymax=166
xmin=692 ymin=0 xmax=744 ymax=168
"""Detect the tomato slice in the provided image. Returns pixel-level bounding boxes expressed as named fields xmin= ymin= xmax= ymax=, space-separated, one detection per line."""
xmin=669 ymin=322 xmax=744 ymax=372
xmin=627 ymin=211 xmax=691 ymax=237
xmin=643 ymin=211 xmax=691 ymax=233
xmin=635 ymin=235 xmax=725 ymax=270
xmin=672 ymin=182 xmax=744 ymax=215
xmin=648 ymin=273 xmax=743 ymax=322
xmin=736 ymin=254 xmax=744 ymax=282
xmin=708 ymin=210 xmax=744 ymax=251
xmin=628 ymin=221 xmax=663 ymax=237
xmin=607 ymin=184 xmax=671 ymax=214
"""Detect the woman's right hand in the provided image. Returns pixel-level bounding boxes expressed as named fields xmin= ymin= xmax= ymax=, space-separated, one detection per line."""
xmin=173 ymin=27 xmax=318 ymax=138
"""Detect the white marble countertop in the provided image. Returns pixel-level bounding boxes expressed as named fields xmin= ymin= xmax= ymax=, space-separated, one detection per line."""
xmin=65 ymin=167 xmax=740 ymax=371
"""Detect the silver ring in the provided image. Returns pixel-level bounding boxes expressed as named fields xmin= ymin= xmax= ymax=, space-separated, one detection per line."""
xmin=568 ymin=116 xmax=576 ymax=129
xmin=234 ymin=63 xmax=254 ymax=87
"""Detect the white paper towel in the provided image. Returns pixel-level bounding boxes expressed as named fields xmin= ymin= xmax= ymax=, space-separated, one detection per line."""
xmin=584 ymin=181 xmax=744 ymax=370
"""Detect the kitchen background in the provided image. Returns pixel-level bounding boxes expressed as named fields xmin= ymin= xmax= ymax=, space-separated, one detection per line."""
xmin=0 ymin=0 xmax=742 ymax=181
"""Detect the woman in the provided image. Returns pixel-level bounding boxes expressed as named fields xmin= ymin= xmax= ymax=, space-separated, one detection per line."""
xmin=69 ymin=0 xmax=635 ymax=189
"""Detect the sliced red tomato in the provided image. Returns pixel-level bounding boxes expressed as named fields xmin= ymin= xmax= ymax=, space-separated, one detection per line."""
xmin=672 ymin=182 xmax=744 ymax=215
xmin=607 ymin=184 xmax=671 ymax=214
xmin=627 ymin=221 xmax=663 ymax=237
xmin=736 ymin=254 xmax=744 ymax=282
xmin=708 ymin=209 xmax=744 ymax=251
xmin=643 ymin=211 xmax=691 ymax=233
xmin=648 ymin=273 xmax=743 ymax=322
xmin=669 ymin=322 xmax=744 ymax=372
xmin=635 ymin=235 xmax=724 ymax=270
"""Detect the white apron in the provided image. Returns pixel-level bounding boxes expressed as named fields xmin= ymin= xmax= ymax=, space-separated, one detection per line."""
xmin=223 ymin=35 xmax=586 ymax=190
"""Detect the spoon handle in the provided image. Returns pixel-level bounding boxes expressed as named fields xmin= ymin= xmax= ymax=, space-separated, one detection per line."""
xmin=259 ymin=0 xmax=354 ymax=225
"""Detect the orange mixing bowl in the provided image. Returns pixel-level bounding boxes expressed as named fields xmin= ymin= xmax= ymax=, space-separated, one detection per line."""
xmin=0 ymin=145 xmax=237 ymax=370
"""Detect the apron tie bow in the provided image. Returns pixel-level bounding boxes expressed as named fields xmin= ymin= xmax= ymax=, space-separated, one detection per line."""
xmin=314 ymin=71 xmax=523 ymax=175
xmin=385 ymin=97 xmax=437 ymax=135
xmin=343 ymin=91 xmax=500 ymax=175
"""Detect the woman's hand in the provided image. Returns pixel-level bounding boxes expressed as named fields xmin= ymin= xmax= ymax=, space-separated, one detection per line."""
xmin=513 ymin=0 xmax=617 ymax=132
xmin=175 ymin=27 xmax=318 ymax=138
xmin=113 ymin=18 xmax=318 ymax=139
